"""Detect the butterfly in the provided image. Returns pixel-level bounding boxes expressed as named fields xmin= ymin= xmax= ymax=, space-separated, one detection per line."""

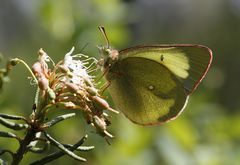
xmin=98 ymin=26 xmax=212 ymax=125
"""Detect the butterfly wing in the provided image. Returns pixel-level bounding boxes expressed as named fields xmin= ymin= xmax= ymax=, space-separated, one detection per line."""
xmin=118 ymin=45 xmax=212 ymax=94
xmin=107 ymin=45 xmax=212 ymax=125
xmin=108 ymin=57 xmax=189 ymax=125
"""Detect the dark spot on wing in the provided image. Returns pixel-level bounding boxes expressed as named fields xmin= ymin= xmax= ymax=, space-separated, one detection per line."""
xmin=160 ymin=55 xmax=164 ymax=61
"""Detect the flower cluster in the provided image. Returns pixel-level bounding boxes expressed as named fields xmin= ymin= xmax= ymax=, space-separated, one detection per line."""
xmin=32 ymin=47 xmax=118 ymax=139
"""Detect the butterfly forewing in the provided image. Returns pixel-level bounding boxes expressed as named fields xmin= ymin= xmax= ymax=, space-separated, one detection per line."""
xmin=119 ymin=45 xmax=212 ymax=94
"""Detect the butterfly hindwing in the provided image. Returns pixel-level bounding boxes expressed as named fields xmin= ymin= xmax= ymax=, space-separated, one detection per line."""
xmin=107 ymin=57 xmax=188 ymax=125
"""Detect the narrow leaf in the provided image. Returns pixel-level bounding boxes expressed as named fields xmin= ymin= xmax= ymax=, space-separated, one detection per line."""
xmin=28 ymin=141 xmax=50 ymax=154
xmin=42 ymin=113 xmax=76 ymax=128
xmin=28 ymin=133 xmax=50 ymax=154
xmin=30 ymin=134 xmax=89 ymax=165
xmin=0 ymin=131 xmax=18 ymax=139
xmin=0 ymin=117 xmax=28 ymax=130
xmin=44 ymin=132 xmax=86 ymax=161
xmin=63 ymin=144 xmax=94 ymax=151
xmin=76 ymin=146 xmax=95 ymax=151
xmin=0 ymin=114 xmax=27 ymax=121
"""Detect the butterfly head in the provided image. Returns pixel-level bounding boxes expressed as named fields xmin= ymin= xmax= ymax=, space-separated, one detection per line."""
xmin=98 ymin=26 xmax=119 ymax=70
xmin=98 ymin=46 xmax=119 ymax=69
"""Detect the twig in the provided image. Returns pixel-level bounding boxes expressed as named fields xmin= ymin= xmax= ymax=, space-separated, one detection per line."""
xmin=11 ymin=128 xmax=38 ymax=165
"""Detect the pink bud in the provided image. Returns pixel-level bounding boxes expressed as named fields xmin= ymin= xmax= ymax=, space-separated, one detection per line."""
xmin=65 ymin=82 xmax=79 ymax=93
xmin=32 ymin=62 xmax=42 ymax=75
xmin=38 ymin=76 xmax=49 ymax=90
xmin=93 ymin=115 xmax=106 ymax=130
xmin=92 ymin=96 xmax=119 ymax=113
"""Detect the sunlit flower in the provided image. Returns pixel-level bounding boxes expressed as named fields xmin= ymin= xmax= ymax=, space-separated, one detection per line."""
xmin=31 ymin=47 xmax=118 ymax=139
xmin=62 ymin=47 xmax=93 ymax=87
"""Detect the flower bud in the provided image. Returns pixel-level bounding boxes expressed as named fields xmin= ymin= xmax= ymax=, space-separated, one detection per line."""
xmin=47 ymin=88 xmax=56 ymax=100
xmin=92 ymin=115 xmax=113 ymax=138
xmin=58 ymin=65 xmax=70 ymax=74
xmin=38 ymin=48 xmax=46 ymax=56
xmin=65 ymin=82 xmax=79 ymax=93
xmin=91 ymin=96 xmax=119 ymax=113
xmin=9 ymin=59 xmax=19 ymax=66
xmin=55 ymin=101 xmax=76 ymax=109
xmin=32 ymin=62 xmax=42 ymax=75
xmin=93 ymin=115 xmax=106 ymax=130
xmin=86 ymin=86 xmax=98 ymax=96
xmin=38 ymin=76 xmax=49 ymax=90
xmin=63 ymin=101 xmax=76 ymax=108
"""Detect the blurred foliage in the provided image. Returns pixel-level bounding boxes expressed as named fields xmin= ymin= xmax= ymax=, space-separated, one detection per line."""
xmin=1 ymin=0 xmax=240 ymax=164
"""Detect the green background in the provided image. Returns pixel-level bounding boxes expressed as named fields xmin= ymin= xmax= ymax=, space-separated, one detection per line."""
xmin=0 ymin=0 xmax=240 ymax=164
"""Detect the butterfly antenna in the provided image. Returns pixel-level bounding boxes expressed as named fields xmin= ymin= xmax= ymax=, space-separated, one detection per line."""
xmin=98 ymin=26 xmax=110 ymax=49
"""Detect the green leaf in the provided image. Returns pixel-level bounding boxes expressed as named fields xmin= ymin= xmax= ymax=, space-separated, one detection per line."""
xmin=28 ymin=141 xmax=50 ymax=154
xmin=42 ymin=113 xmax=76 ymax=128
xmin=44 ymin=132 xmax=86 ymax=161
xmin=0 ymin=131 xmax=19 ymax=140
xmin=30 ymin=134 xmax=89 ymax=165
xmin=63 ymin=144 xmax=95 ymax=151
xmin=0 ymin=117 xmax=28 ymax=130
xmin=0 ymin=114 xmax=27 ymax=121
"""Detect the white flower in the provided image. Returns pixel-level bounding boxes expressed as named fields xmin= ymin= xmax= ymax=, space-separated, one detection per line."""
xmin=63 ymin=47 xmax=93 ymax=86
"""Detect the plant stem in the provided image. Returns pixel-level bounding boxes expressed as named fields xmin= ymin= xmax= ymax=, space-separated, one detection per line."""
xmin=11 ymin=127 xmax=38 ymax=165
xmin=12 ymin=58 xmax=38 ymax=84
